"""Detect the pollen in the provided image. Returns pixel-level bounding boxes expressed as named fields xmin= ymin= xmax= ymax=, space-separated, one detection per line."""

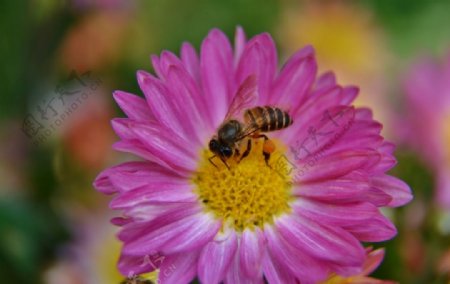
xmin=192 ymin=139 xmax=293 ymax=231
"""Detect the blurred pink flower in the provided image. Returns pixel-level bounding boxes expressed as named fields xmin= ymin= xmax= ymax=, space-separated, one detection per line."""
xmin=44 ymin=210 xmax=125 ymax=284
xmin=94 ymin=28 xmax=412 ymax=283
xmin=402 ymin=52 xmax=450 ymax=207
xmin=278 ymin=1 xmax=393 ymax=136
xmin=62 ymin=92 xmax=116 ymax=170
xmin=438 ymin=248 xmax=450 ymax=277
xmin=59 ymin=11 xmax=131 ymax=72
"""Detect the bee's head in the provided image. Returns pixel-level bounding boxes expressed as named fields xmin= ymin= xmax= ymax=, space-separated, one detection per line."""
xmin=209 ymin=138 xmax=233 ymax=158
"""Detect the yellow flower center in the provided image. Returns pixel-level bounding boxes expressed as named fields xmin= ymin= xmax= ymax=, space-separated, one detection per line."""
xmin=192 ymin=139 xmax=293 ymax=231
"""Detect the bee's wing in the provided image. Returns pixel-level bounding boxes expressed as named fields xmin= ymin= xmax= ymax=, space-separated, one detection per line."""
xmin=236 ymin=123 xmax=261 ymax=141
xmin=225 ymin=75 xmax=258 ymax=120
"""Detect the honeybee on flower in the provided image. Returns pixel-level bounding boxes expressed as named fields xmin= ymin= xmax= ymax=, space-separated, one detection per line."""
xmin=94 ymin=27 xmax=412 ymax=283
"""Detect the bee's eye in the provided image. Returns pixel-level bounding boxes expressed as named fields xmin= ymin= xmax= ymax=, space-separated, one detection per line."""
xmin=209 ymin=139 xmax=219 ymax=151
xmin=222 ymin=147 xmax=232 ymax=158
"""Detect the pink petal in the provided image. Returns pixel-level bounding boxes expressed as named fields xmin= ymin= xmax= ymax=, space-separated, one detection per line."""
xmin=285 ymin=44 xmax=315 ymax=64
xmin=341 ymin=86 xmax=359 ymax=104
xmin=137 ymin=71 xmax=185 ymax=135
xmin=269 ymin=46 xmax=317 ymax=110
xmin=234 ymin=26 xmax=246 ymax=66
xmin=158 ymin=50 xmax=186 ymax=79
xmin=265 ymin=225 xmax=328 ymax=284
xmin=437 ymin=170 xmax=450 ymax=208
xmin=371 ymin=145 xmax=397 ymax=173
xmin=93 ymin=161 xmax=178 ymax=194
xmin=161 ymin=214 xmax=221 ymax=254
xmin=329 ymin=133 xmax=384 ymax=156
xmin=345 ymin=276 xmax=396 ymax=284
xmin=240 ymin=228 xmax=265 ymax=278
xmin=300 ymin=170 xmax=392 ymax=207
xmin=122 ymin=202 xmax=191 ymax=223
xmin=293 ymin=173 xmax=374 ymax=203
xmin=198 ymin=230 xmax=238 ymax=284
xmin=151 ymin=54 xmax=163 ymax=79
xmin=110 ymin=183 xmax=197 ymax=209
xmin=236 ymin=33 xmax=277 ymax=103
xmin=111 ymin=140 xmax=193 ymax=177
xmin=224 ymin=247 xmax=264 ymax=284
xmin=168 ymin=55 xmax=212 ymax=132
xmin=113 ymin=140 xmax=165 ymax=166
xmin=293 ymin=149 xmax=381 ymax=184
xmin=165 ymin=65 xmax=214 ymax=140
xmin=119 ymin=202 xmax=200 ymax=243
xmin=334 ymin=120 xmax=383 ymax=144
xmin=361 ymin=248 xmax=386 ymax=276
xmin=283 ymin=105 xmax=356 ymax=151
xmin=107 ymin=162 xmax=185 ymax=193
xmin=200 ymin=29 xmax=234 ymax=127
xmin=293 ymin=199 xmax=379 ymax=227
xmin=158 ymin=251 xmax=200 ymax=284
xmin=111 ymin=118 xmax=136 ymax=140
xmin=355 ymin=107 xmax=374 ymax=120
xmin=294 ymin=86 xmax=357 ymax=123
xmin=112 ymin=119 xmax=204 ymax=173
xmin=123 ymin=212 xmax=218 ymax=256
xmin=117 ymin=253 xmax=159 ymax=277
xmin=327 ymin=263 xmax=363 ymax=278
xmin=113 ymin=90 xmax=155 ymax=122
xmin=138 ymin=70 xmax=207 ymax=145
xmin=181 ymin=42 xmax=200 ymax=83
xmin=111 ymin=216 xmax=132 ymax=226
xmin=276 ymin=215 xmax=365 ymax=266
xmin=93 ymin=165 xmax=123 ymax=195
xmin=129 ymin=121 xmax=198 ymax=172
xmin=313 ymin=118 xmax=387 ymax=170
xmin=379 ymin=141 xmax=396 ymax=155
xmin=313 ymin=71 xmax=336 ymax=93
xmin=181 ymin=43 xmax=213 ymax=131
xmin=371 ymin=175 xmax=413 ymax=207
xmin=261 ymin=251 xmax=298 ymax=284
xmin=344 ymin=214 xmax=397 ymax=242
xmin=366 ymin=187 xmax=393 ymax=207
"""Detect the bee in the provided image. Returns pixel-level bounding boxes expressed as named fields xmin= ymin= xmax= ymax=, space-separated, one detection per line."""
xmin=208 ymin=75 xmax=293 ymax=168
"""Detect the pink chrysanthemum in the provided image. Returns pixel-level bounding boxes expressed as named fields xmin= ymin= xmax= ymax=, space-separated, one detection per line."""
xmin=401 ymin=52 xmax=450 ymax=208
xmin=94 ymin=28 xmax=412 ymax=284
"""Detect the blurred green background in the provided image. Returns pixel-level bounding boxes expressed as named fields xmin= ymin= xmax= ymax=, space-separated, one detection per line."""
xmin=1 ymin=0 xmax=450 ymax=283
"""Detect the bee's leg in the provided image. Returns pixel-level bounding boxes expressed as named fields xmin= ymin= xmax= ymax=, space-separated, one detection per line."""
xmin=208 ymin=155 xmax=218 ymax=169
xmin=252 ymin=133 xmax=269 ymax=141
xmin=220 ymin=157 xmax=230 ymax=170
xmin=237 ymin=139 xmax=252 ymax=163
xmin=252 ymin=134 xmax=275 ymax=167
xmin=263 ymin=152 xmax=271 ymax=167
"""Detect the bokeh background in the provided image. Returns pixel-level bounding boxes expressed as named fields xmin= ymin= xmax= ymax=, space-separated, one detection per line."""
xmin=2 ymin=0 xmax=450 ymax=283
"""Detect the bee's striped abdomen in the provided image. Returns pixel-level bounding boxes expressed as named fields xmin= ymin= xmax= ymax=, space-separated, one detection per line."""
xmin=244 ymin=106 xmax=293 ymax=132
